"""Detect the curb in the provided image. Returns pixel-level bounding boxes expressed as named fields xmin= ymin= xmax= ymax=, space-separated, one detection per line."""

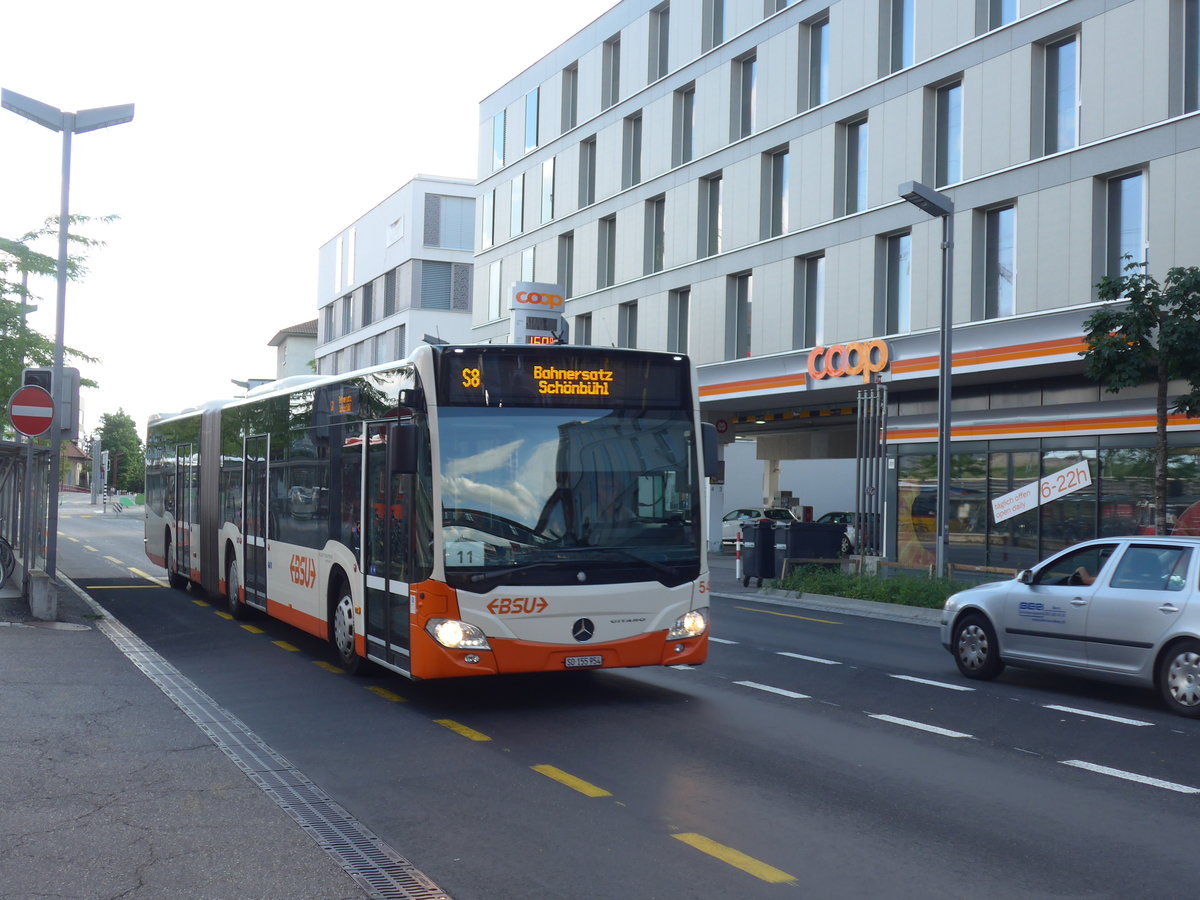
xmin=711 ymin=588 xmax=943 ymax=627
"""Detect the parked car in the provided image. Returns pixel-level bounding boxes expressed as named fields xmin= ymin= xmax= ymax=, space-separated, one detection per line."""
xmin=941 ymin=536 xmax=1200 ymax=717
xmin=815 ymin=511 xmax=880 ymax=556
xmin=720 ymin=507 xmax=798 ymax=544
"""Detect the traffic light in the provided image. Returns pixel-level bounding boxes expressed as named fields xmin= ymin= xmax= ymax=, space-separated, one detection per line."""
xmin=22 ymin=367 xmax=52 ymax=392
xmin=20 ymin=366 xmax=81 ymax=440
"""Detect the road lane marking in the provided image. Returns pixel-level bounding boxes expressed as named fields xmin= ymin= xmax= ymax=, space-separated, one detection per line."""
xmin=709 ymin=637 xmax=738 ymax=644
xmin=104 ymin=556 xmax=124 ymax=565
xmin=869 ymin=714 xmax=972 ymax=739
xmin=214 ymin=611 xmax=233 ymax=620
xmin=273 ymin=640 xmax=300 ymax=652
xmin=84 ymin=546 xmax=99 ymax=553
xmin=84 ymin=584 xmax=158 ymax=590
xmin=434 ymin=719 xmax=491 ymax=742
xmin=672 ymin=833 xmax=796 ymax=884
xmin=366 ymin=686 xmax=407 ymax=703
xmin=1043 ymin=705 xmax=1153 ymax=726
xmin=1061 ymin=760 xmax=1199 ymax=793
xmin=779 ymin=651 xmax=841 ymax=665
xmin=192 ymin=599 xmax=211 ymax=607
xmin=65 ymin=536 xmax=80 ymax=543
xmin=531 ymin=764 xmax=612 ymax=797
xmin=889 ymin=674 xmax=975 ymax=691
xmin=128 ymin=567 xmax=168 ymax=586
xmin=240 ymin=624 xmax=264 ymax=634
xmin=313 ymin=661 xmax=344 ymax=674
xmin=735 ymin=681 xmax=810 ymax=700
xmin=735 ymin=605 xmax=842 ymax=625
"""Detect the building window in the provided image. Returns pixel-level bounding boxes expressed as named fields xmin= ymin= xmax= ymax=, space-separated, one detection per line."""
xmin=767 ymin=0 xmax=791 ymax=12
xmin=521 ymin=246 xmax=535 ymax=282
xmin=346 ymin=227 xmax=356 ymax=286
xmin=488 ymin=261 xmax=503 ymax=320
xmin=674 ymin=85 xmax=696 ymax=166
xmin=541 ymin=157 xmax=555 ymax=223
xmin=844 ymin=117 xmax=868 ymax=214
xmin=885 ymin=232 xmax=912 ymax=333
xmin=576 ymin=312 xmax=592 ymax=345
xmin=579 ymin=136 xmax=597 ymax=207
xmin=334 ymin=235 xmax=343 ymax=292
xmin=1185 ymin=0 xmax=1200 ymax=112
xmin=795 ymin=254 xmax=825 ymax=347
xmin=603 ymin=35 xmax=621 ymax=109
xmin=492 ymin=111 xmax=506 ymax=171
xmin=650 ymin=3 xmax=670 ymax=82
xmin=341 ymin=294 xmax=353 ymax=334
xmin=1106 ymin=171 xmax=1146 ymax=278
xmin=984 ymin=205 xmax=1016 ymax=318
xmin=887 ymin=0 xmax=915 ymax=73
xmin=623 ymin=112 xmax=643 ymax=188
xmin=510 ymin=175 xmax=524 ymax=237
xmin=703 ymin=0 xmax=725 ymax=51
xmin=322 ymin=304 xmax=333 ymax=342
xmin=421 ymin=261 xmax=452 ymax=310
xmin=987 ymin=0 xmax=1017 ymax=30
xmin=731 ymin=273 xmax=753 ymax=358
xmin=619 ymin=300 xmax=639 ymax=348
xmin=384 ymin=269 xmax=397 ymax=317
xmin=481 ymin=189 xmax=495 ymax=249
xmin=362 ymin=281 xmax=374 ymax=327
xmin=700 ymin=173 xmax=723 ymax=257
xmin=669 ymin=288 xmax=690 ymax=353
xmin=935 ymin=81 xmax=963 ymax=187
xmin=599 ymin=215 xmax=617 ymax=288
xmin=424 ymin=194 xmax=473 ymax=250
xmin=646 ymin=196 xmax=666 ymax=274
xmin=1044 ymin=35 xmax=1079 ymax=155
xmin=558 ymin=231 xmax=575 ymax=298
xmin=732 ymin=54 xmax=757 ymax=140
xmin=765 ymin=148 xmax=789 ymax=238
xmin=806 ymin=17 xmax=830 ymax=108
xmin=561 ymin=63 xmax=578 ymax=133
xmin=524 ymin=88 xmax=539 ymax=153
xmin=395 ymin=324 xmax=407 ymax=361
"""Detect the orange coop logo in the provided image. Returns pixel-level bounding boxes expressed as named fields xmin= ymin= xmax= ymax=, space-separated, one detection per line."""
xmin=514 ymin=291 xmax=564 ymax=310
xmin=807 ymin=340 xmax=889 ymax=384
xmin=289 ymin=554 xmax=317 ymax=589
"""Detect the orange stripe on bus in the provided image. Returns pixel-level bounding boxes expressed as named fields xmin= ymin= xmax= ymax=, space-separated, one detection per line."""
xmin=266 ymin=600 xmax=329 ymax=640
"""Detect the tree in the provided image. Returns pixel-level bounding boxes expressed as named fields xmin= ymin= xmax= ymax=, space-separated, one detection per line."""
xmin=1080 ymin=262 xmax=1200 ymax=534
xmin=96 ymin=409 xmax=145 ymax=493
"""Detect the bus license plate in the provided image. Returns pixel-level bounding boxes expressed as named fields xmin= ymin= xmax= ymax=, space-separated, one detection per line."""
xmin=565 ymin=655 xmax=603 ymax=669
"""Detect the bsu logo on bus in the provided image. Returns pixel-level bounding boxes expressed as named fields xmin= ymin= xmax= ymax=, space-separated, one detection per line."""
xmin=289 ymin=554 xmax=316 ymax=589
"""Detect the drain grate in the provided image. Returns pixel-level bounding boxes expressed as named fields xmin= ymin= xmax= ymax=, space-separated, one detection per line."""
xmin=90 ymin=604 xmax=450 ymax=900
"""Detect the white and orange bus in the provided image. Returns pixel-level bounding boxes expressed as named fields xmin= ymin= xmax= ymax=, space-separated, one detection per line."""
xmin=145 ymin=343 xmax=715 ymax=679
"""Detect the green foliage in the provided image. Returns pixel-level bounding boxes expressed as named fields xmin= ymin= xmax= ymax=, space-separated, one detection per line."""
xmin=97 ymin=409 xmax=145 ymax=492
xmin=771 ymin=565 xmax=960 ymax=608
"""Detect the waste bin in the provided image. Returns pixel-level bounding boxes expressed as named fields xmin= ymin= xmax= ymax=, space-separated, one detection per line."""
xmin=740 ymin=519 xmax=778 ymax=587
xmin=774 ymin=521 xmax=845 ymax=576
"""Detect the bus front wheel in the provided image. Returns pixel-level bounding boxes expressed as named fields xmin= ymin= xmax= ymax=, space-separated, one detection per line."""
xmin=331 ymin=583 xmax=366 ymax=675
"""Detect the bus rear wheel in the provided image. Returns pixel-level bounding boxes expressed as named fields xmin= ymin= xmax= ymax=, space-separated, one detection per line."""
xmin=225 ymin=557 xmax=248 ymax=620
xmin=331 ymin=583 xmax=366 ymax=675
xmin=165 ymin=535 xmax=188 ymax=590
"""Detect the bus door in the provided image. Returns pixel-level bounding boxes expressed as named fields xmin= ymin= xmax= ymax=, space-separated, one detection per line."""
xmin=242 ymin=434 xmax=269 ymax=609
xmin=173 ymin=443 xmax=195 ymax=578
xmin=363 ymin=420 xmax=412 ymax=671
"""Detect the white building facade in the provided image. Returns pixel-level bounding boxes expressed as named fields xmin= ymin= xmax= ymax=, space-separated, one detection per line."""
xmin=317 ymin=175 xmax=475 ymax=375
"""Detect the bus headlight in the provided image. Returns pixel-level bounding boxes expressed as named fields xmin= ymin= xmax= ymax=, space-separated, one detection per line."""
xmin=668 ymin=607 xmax=708 ymax=640
xmin=426 ymin=618 xmax=491 ymax=650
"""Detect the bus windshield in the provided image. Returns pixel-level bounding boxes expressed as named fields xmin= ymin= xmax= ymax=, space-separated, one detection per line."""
xmin=439 ymin=406 xmax=701 ymax=591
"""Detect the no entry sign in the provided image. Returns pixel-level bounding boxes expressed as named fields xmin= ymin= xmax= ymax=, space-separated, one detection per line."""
xmin=8 ymin=385 xmax=55 ymax=437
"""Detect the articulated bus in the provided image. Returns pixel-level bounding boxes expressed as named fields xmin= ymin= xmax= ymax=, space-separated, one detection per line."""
xmin=145 ymin=344 xmax=716 ymax=679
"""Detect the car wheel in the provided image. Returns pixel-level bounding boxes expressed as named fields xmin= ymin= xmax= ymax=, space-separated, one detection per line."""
xmin=840 ymin=534 xmax=853 ymax=557
xmin=1158 ymin=640 xmax=1200 ymax=718
xmin=952 ymin=612 xmax=1004 ymax=680
xmin=331 ymin=582 xmax=366 ymax=675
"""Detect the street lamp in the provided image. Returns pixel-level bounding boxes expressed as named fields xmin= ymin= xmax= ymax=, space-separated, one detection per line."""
xmin=898 ymin=180 xmax=954 ymax=578
xmin=2 ymin=88 xmax=134 ymax=581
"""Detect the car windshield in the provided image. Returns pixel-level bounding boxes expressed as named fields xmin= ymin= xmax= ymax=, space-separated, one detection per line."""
xmin=763 ymin=509 xmax=794 ymax=520
xmin=438 ymin=406 xmax=701 ymax=590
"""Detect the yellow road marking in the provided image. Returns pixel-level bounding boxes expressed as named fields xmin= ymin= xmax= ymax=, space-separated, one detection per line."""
xmin=734 ymin=605 xmax=843 ymax=625
xmin=314 ymin=661 xmax=344 ymax=674
xmin=84 ymin=546 xmax=99 ymax=553
xmin=214 ymin=611 xmax=233 ymax=620
xmin=366 ymin=686 xmax=407 ymax=703
xmin=273 ymin=641 xmax=300 ymax=652
xmin=85 ymin=584 xmax=158 ymax=589
xmin=192 ymin=599 xmax=210 ymax=607
xmin=104 ymin=556 xmax=124 ymax=565
xmin=434 ymin=719 xmax=491 ymax=742
xmin=66 ymin=536 xmax=80 ymax=543
xmin=531 ymin=765 xmax=612 ymax=798
xmin=240 ymin=624 xmax=264 ymax=634
xmin=673 ymin=833 xmax=796 ymax=883
xmin=128 ymin=567 xmax=168 ymax=586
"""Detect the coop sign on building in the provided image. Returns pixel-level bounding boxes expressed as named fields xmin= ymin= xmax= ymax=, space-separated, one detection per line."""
xmin=510 ymin=281 xmax=569 ymax=345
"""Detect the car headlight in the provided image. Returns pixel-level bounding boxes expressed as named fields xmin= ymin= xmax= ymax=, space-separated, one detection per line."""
xmin=668 ymin=607 xmax=708 ymax=639
xmin=426 ymin=618 xmax=491 ymax=650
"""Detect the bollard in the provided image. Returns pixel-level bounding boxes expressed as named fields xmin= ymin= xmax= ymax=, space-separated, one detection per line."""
xmin=28 ymin=569 xmax=57 ymax=621
xmin=734 ymin=532 xmax=742 ymax=583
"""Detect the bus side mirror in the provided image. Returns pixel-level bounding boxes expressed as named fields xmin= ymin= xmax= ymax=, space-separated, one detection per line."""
xmin=701 ymin=423 xmax=719 ymax=478
xmin=390 ymin=423 xmax=419 ymax=475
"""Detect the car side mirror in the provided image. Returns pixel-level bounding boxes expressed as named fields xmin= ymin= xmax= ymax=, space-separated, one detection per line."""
xmin=1018 ymin=569 xmax=1033 ymax=585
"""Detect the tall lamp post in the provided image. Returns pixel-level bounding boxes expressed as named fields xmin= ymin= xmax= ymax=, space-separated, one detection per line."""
xmin=898 ymin=180 xmax=954 ymax=578
xmin=2 ymin=88 xmax=134 ymax=581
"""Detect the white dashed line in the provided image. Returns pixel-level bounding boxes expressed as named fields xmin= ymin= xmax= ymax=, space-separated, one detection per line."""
xmin=778 ymin=651 xmax=841 ymax=665
xmin=868 ymin=714 xmax=973 ymax=739
xmin=709 ymin=637 xmax=738 ymax=644
xmin=735 ymin=681 xmax=810 ymax=700
xmin=1043 ymin=705 xmax=1153 ymax=727
xmin=889 ymin=674 xmax=975 ymax=691
xmin=1061 ymin=760 xmax=1199 ymax=794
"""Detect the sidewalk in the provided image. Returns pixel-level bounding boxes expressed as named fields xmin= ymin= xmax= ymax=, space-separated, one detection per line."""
xmin=0 ymin=575 xmax=376 ymax=900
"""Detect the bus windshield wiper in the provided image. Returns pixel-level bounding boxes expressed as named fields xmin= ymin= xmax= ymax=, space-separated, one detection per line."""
xmin=548 ymin=546 xmax=679 ymax=581
xmin=467 ymin=561 xmax=560 ymax=586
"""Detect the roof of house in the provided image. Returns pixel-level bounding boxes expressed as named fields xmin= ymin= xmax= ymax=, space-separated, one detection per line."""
xmin=268 ymin=319 xmax=318 ymax=346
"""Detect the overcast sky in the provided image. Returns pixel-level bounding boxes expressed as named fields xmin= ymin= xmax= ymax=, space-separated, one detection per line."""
xmin=1 ymin=0 xmax=615 ymax=437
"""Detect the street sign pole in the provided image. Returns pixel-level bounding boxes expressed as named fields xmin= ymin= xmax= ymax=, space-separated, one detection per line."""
xmin=9 ymin=385 xmax=55 ymax=596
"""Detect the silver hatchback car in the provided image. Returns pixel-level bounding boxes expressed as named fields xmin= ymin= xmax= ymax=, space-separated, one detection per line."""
xmin=941 ymin=536 xmax=1200 ymax=717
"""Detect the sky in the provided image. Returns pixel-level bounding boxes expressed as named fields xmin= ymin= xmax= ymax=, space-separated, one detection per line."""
xmin=1 ymin=0 xmax=616 ymax=439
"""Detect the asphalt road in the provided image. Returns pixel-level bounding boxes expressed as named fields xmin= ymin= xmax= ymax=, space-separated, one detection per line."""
xmin=57 ymin=498 xmax=1200 ymax=899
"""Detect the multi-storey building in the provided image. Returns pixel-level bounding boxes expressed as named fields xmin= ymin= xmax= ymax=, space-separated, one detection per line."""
xmin=474 ymin=0 xmax=1200 ymax=570
xmin=316 ymin=175 xmax=475 ymax=375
